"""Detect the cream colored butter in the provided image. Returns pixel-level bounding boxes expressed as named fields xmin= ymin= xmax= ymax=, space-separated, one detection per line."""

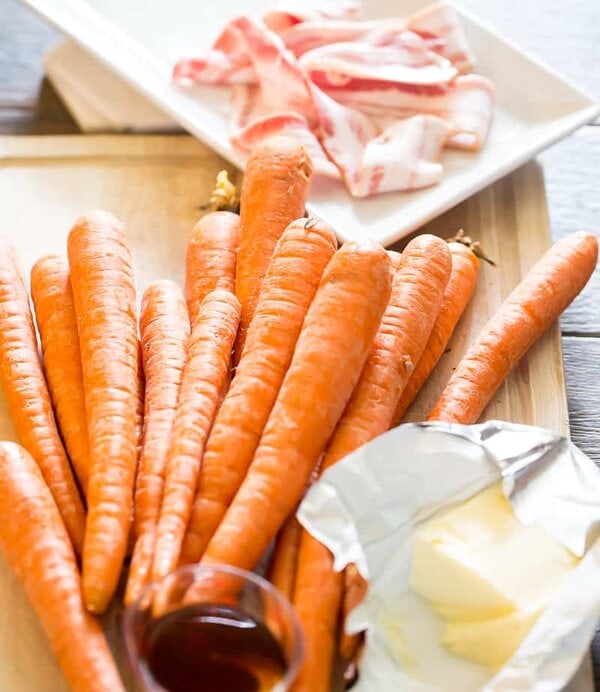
xmin=410 ymin=483 xmax=578 ymax=669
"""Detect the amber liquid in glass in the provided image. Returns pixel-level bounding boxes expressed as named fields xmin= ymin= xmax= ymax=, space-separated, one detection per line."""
xmin=139 ymin=603 xmax=287 ymax=692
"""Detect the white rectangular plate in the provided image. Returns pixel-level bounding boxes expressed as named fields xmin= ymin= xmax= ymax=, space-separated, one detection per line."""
xmin=23 ymin=0 xmax=600 ymax=245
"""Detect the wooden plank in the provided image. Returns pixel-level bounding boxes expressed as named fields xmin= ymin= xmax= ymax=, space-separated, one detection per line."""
xmin=0 ymin=0 xmax=61 ymax=109
xmin=540 ymin=128 xmax=600 ymax=335
xmin=0 ymin=133 xmax=223 ymax=159
xmin=563 ymin=337 xmax=600 ymax=464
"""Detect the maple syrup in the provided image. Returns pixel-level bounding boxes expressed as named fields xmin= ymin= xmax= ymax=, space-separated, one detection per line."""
xmin=138 ymin=603 xmax=287 ymax=692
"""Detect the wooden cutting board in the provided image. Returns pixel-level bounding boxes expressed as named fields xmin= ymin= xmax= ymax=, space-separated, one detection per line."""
xmin=0 ymin=135 xmax=590 ymax=691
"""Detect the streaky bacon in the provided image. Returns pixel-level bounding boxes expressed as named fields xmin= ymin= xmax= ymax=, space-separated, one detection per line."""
xmin=407 ymin=2 xmax=475 ymax=73
xmin=263 ymin=0 xmax=362 ymax=33
xmin=280 ymin=19 xmax=405 ymax=58
xmin=315 ymin=73 xmax=495 ymax=151
xmin=230 ymin=109 xmax=341 ymax=179
xmin=352 ymin=115 xmax=450 ymax=196
xmin=298 ymin=32 xmax=457 ymax=86
xmin=173 ymin=1 xmax=495 ymax=197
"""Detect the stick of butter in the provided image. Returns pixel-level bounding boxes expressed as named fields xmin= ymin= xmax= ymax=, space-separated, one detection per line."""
xmin=410 ymin=483 xmax=579 ymax=669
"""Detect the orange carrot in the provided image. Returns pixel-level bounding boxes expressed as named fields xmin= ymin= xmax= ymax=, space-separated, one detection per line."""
xmin=293 ymin=236 xmax=452 ymax=692
xmin=267 ymin=462 xmax=323 ymax=600
xmin=31 ymin=255 xmax=90 ymax=495
xmin=235 ymin=136 xmax=313 ymax=357
xmin=0 ymin=442 xmax=124 ymax=691
xmin=186 ymin=211 xmax=240 ymax=325
xmin=152 ymin=290 xmax=240 ymax=581
xmin=125 ymin=281 xmax=190 ymax=605
xmin=135 ymin=340 xmax=145 ymax=459
xmin=268 ymin=514 xmax=303 ymax=601
xmin=0 ymin=237 xmax=85 ymax=553
xmin=393 ymin=241 xmax=479 ymax=423
xmin=180 ymin=218 xmax=337 ymax=564
xmin=68 ymin=211 xmax=139 ymax=613
xmin=428 ymin=231 xmax=598 ymax=424
xmin=124 ymin=340 xmax=146 ymax=560
xmin=339 ymin=564 xmax=369 ymax=661
xmin=201 ymin=241 xmax=392 ymax=574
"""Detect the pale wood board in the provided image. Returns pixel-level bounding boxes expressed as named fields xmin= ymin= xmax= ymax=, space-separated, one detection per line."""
xmin=0 ymin=135 xmax=590 ymax=691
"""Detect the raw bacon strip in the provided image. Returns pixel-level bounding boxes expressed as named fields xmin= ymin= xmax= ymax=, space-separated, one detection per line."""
xmin=263 ymin=0 xmax=362 ymax=33
xmin=347 ymin=115 xmax=450 ymax=196
xmin=407 ymin=2 xmax=475 ymax=72
xmin=280 ymin=19 xmax=404 ymax=58
xmin=174 ymin=22 xmax=255 ymax=84
xmin=230 ymin=106 xmax=341 ymax=179
xmin=298 ymin=32 xmax=457 ymax=86
xmin=232 ymin=17 xmax=317 ymax=124
xmin=312 ymin=87 xmax=379 ymax=190
xmin=315 ymin=73 xmax=495 ymax=151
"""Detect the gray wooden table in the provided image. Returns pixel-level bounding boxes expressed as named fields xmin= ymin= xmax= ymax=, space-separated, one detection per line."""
xmin=1 ymin=0 xmax=599 ymax=687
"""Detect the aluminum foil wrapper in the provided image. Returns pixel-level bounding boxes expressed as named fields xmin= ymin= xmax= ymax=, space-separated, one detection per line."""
xmin=298 ymin=421 xmax=600 ymax=692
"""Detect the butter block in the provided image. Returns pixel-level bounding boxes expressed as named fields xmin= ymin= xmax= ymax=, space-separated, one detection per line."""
xmin=442 ymin=607 xmax=541 ymax=669
xmin=410 ymin=483 xmax=578 ymax=668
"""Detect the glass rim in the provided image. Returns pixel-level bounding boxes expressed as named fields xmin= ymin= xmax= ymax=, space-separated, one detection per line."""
xmin=122 ymin=563 xmax=305 ymax=691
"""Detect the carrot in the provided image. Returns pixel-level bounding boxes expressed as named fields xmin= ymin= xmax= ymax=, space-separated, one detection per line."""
xmin=235 ymin=136 xmax=313 ymax=357
xmin=268 ymin=514 xmax=303 ymax=601
xmin=339 ymin=564 xmax=369 ymax=661
xmin=186 ymin=211 xmax=240 ymax=325
xmin=152 ymin=289 xmax=240 ymax=582
xmin=68 ymin=211 xmax=139 ymax=613
xmin=0 ymin=237 xmax=85 ymax=553
xmin=0 ymin=442 xmax=124 ymax=691
xmin=125 ymin=281 xmax=190 ymax=605
xmin=267 ymin=463 xmax=323 ymax=600
xmin=292 ymin=236 xmax=452 ymax=692
xmin=201 ymin=241 xmax=392 ymax=574
xmin=124 ymin=340 xmax=146 ymax=561
xmin=135 ymin=340 xmax=145 ymax=459
xmin=180 ymin=218 xmax=337 ymax=564
xmin=428 ymin=231 xmax=598 ymax=424
xmin=30 ymin=254 xmax=90 ymax=495
xmin=393 ymin=241 xmax=480 ymax=423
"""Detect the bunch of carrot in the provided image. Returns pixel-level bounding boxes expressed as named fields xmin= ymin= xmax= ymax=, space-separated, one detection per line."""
xmin=0 ymin=134 xmax=596 ymax=692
